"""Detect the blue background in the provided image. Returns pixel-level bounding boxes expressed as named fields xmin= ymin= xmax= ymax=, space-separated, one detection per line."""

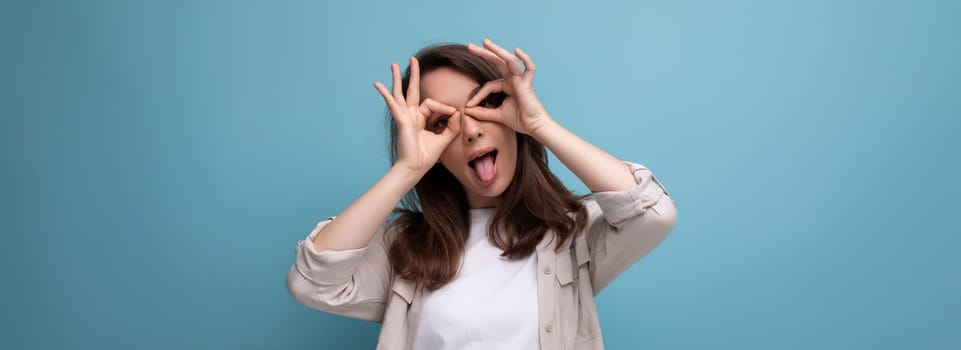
xmin=4 ymin=0 xmax=959 ymax=349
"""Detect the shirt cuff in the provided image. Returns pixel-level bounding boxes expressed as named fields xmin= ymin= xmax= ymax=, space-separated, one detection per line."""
xmin=591 ymin=162 xmax=670 ymax=227
xmin=293 ymin=217 xmax=369 ymax=285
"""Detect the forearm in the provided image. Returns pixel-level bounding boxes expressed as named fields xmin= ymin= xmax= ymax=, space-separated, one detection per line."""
xmin=531 ymin=117 xmax=638 ymax=193
xmin=312 ymin=165 xmax=425 ymax=252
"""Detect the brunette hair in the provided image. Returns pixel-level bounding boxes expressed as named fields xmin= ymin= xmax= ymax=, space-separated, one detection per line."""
xmin=385 ymin=43 xmax=588 ymax=291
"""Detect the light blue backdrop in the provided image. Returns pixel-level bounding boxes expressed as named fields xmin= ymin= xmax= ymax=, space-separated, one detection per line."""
xmin=4 ymin=0 xmax=959 ymax=349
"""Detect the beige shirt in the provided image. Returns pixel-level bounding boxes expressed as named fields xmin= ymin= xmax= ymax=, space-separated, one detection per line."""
xmin=286 ymin=162 xmax=677 ymax=349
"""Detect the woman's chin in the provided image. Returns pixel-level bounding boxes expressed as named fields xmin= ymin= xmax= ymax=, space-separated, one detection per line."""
xmin=461 ymin=179 xmax=507 ymax=204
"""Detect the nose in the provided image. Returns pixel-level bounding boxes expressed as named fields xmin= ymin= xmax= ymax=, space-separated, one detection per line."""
xmin=461 ymin=113 xmax=484 ymax=143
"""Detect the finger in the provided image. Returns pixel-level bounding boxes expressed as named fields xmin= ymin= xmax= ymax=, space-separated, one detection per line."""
xmin=482 ymin=38 xmax=523 ymax=75
xmin=374 ymin=82 xmax=398 ymax=108
xmin=514 ymin=47 xmax=536 ymax=81
xmin=464 ymin=105 xmax=502 ymax=123
xmin=419 ymin=98 xmax=457 ymax=118
xmin=391 ymin=63 xmax=404 ymax=102
xmin=465 ymin=79 xmax=504 ymax=107
xmin=374 ymin=82 xmax=403 ymax=123
xmin=406 ymin=57 xmax=420 ymax=105
xmin=440 ymin=111 xmax=463 ymax=141
xmin=467 ymin=42 xmax=509 ymax=76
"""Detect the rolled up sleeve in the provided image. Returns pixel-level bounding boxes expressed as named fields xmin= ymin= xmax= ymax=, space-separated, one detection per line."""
xmin=292 ymin=219 xmax=369 ymax=285
xmin=585 ymin=161 xmax=678 ymax=294
xmin=285 ymin=218 xmax=393 ymax=322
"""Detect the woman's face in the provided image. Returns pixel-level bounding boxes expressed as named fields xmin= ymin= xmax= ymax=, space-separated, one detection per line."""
xmin=420 ymin=67 xmax=518 ymax=208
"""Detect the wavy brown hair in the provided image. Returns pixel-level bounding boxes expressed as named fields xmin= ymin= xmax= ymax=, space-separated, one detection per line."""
xmin=385 ymin=44 xmax=588 ymax=291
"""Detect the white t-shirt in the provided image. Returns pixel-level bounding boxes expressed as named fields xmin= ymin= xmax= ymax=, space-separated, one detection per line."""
xmin=413 ymin=208 xmax=540 ymax=349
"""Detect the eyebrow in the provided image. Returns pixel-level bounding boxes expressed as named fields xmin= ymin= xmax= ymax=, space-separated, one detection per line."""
xmin=467 ymin=85 xmax=482 ymax=100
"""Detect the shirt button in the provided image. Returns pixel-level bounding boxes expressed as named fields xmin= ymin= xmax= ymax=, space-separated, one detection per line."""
xmin=543 ymin=268 xmax=551 ymax=275
xmin=545 ymin=324 xmax=553 ymax=333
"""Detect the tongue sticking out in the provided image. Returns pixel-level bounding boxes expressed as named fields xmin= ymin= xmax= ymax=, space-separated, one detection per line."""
xmin=471 ymin=153 xmax=497 ymax=183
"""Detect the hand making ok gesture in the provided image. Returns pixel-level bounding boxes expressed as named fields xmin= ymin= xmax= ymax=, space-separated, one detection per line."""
xmin=464 ymin=38 xmax=554 ymax=136
xmin=374 ymin=57 xmax=463 ymax=173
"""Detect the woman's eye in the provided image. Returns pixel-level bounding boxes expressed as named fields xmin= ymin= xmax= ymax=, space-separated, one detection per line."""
xmin=428 ymin=116 xmax=450 ymax=133
xmin=478 ymin=92 xmax=506 ymax=108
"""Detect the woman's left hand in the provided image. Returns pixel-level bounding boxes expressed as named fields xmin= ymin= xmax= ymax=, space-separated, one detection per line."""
xmin=464 ymin=38 xmax=554 ymax=136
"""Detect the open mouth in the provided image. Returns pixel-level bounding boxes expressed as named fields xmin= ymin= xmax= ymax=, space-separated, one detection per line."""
xmin=468 ymin=149 xmax=498 ymax=183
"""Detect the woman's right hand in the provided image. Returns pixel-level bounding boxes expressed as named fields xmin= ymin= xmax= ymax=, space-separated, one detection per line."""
xmin=374 ymin=57 xmax=462 ymax=173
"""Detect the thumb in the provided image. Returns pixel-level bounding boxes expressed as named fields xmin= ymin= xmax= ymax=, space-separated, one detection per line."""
xmin=438 ymin=111 xmax=463 ymax=143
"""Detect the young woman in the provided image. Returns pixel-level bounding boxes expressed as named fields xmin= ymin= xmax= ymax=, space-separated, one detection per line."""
xmin=286 ymin=38 xmax=678 ymax=350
